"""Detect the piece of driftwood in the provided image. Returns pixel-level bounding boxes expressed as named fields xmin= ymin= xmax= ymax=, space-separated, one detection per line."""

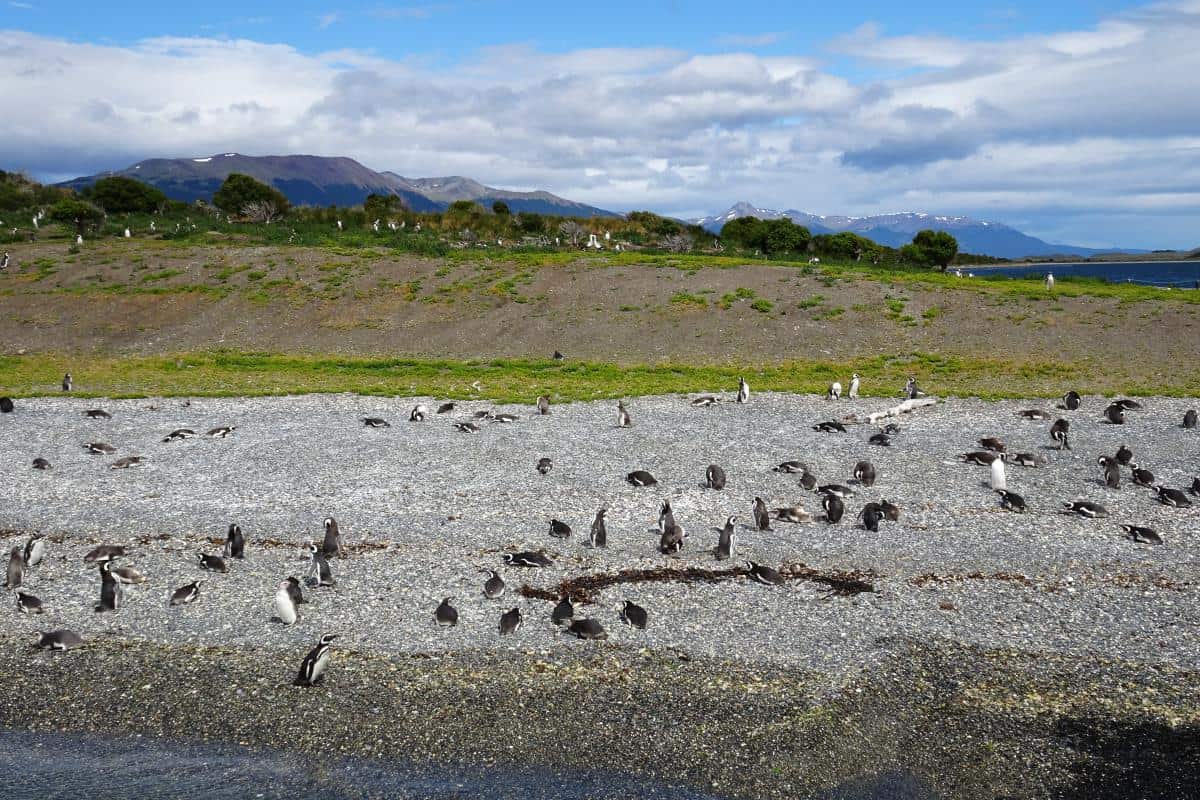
xmin=845 ymin=397 xmax=937 ymax=425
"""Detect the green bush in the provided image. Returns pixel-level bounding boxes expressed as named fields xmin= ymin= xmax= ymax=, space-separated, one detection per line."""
xmin=85 ymin=176 xmax=167 ymax=213
xmin=212 ymin=173 xmax=290 ymax=216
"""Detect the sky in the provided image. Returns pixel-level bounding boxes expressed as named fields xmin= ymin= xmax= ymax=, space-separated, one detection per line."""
xmin=2 ymin=0 xmax=1198 ymax=248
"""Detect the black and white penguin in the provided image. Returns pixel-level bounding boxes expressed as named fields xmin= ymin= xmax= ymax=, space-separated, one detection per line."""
xmin=492 ymin=413 xmax=520 ymax=423
xmin=658 ymin=499 xmax=677 ymax=537
xmin=753 ymin=497 xmax=772 ymax=531
xmin=1010 ymin=453 xmax=1045 ymax=468
xmin=861 ymin=504 xmax=882 ymax=532
xmin=286 ymin=576 xmax=307 ymax=606
xmin=551 ymin=596 xmax=574 ymax=626
xmin=959 ymin=451 xmax=1003 ymax=466
xmin=0 ymin=397 xmax=12 ymax=413
xmin=1098 ymin=456 xmax=1120 ymax=489
xmin=626 ymin=470 xmax=657 ymax=487
xmin=868 ymin=432 xmax=892 ymax=447
xmin=848 ymin=373 xmax=860 ymax=399
xmin=197 ymin=552 xmax=227 ymax=573
xmin=774 ymin=506 xmax=811 ymax=523
xmin=499 ymin=607 xmax=523 ymax=635
xmin=482 ymin=569 xmax=505 ymax=599
xmin=710 ymin=518 xmax=735 ymax=562
xmin=455 ymin=421 xmax=480 ymax=433
xmin=691 ymin=396 xmax=718 ymax=408
xmin=168 ymin=579 xmax=203 ymax=606
xmin=621 ymin=600 xmax=648 ymax=630
xmin=566 ymin=618 xmax=608 ymax=640
xmin=1103 ymin=404 xmax=1126 ymax=425
xmin=813 ymin=420 xmax=846 ymax=433
xmin=32 ymin=458 xmax=51 ymax=470
xmin=979 ymin=437 xmax=1006 ymax=453
xmin=95 ymin=560 xmax=121 ymax=613
xmin=821 ymin=494 xmax=845 ymax=523
xmin=503 ymin=551 xmax=553 ymax=568
xmin=1120 ymin=525 xmax=1161 ymax=545
xmin=85 ymin=442 xmax=117 ymax=455
xmin=1154 ymin=486 xmax=1192 ymax=508
xmin=799 ymin=469 xmax=818 ymax=491
xmin=37 ymin=630 xmax=83 ymax=651
xmin=659 ymin=517 xmax=686 ymax=555
xmin=1130 ymin=465 xmax=1155 ymax=488
xmin=904 ymin=376 xmax=926 ymax=399
xmin=880 ymin=422 xmax=902 ymax=435
xmin=536 ymin=395 xmax=550 ymax=415
xmin=853 ymin=461 xmax=876 ymax=487
xmin=362 ymin=417 xmax=391 ymax=428
xmin=110 ymin=564 xmax=147 ymax=585
xmin=110 ymin=456 xmax=144 ymax=470
xmin=16 ymin=591 xmax=44 ymax=614
xmin=997 ymin=490 xmax=1027 ymax=513
xmin=161 ymin=428 xmax=195 ymax=442
xmin=1191 ymin=476 xmax=1200 ymax=497
xmin=294 ymin=634 xmax=337 ymax=686
xmin=323 ymin=517 xmax=346 ymax=559
xmin=1061 ymin=390 xmax=1082 ymax=410
xmin=84 ymin=544 xmax=126 ymax=563
xmin=537 ymin=457 xmax=553 ymax=475
xmin=589 ymin=509 xmax=607 ymax=548
xmin=274 ymin=580 xmax=300 ymax=625
xmin=224 ymin=524 xmax=245 ymax=559
xmin=549 ymin=519 xmax=572 ymax=539
xmin=1050 ymin=419 xmax=1070 ymax=450
xmin=1017 ymin=409 xmax=1051 ymax=420
xmin=0 ymin=252 xmax=7 ymax=271
xmin=616 ymin=401 xmax=633 ymax=428
xmin=553 ymin=350 xmax=565 ymax=360
xmin=5 ymin=547 xmax=24 ymax=589
xmin=737 ymin=377 xmax=750 ymax=404
xmin=1063 ymin=500 xmax=1108 ymax=518
xmin=436 ymin=402 xmax=456 ymax=414
xmin=1115 ymin=445 xmax=1133 ymax=466
xmin=61 ymin=373 xmax=73 ymax=393
xmin=1183 ymin=410 xmax=1198 ymax=429
xmin=23 ymin=534 xmax=46 ymax=568
xmin=772 ymin=461 xmax=808 ymax=474
xmin=746 ymin=561 xmax=784 ymax=586
xmin=705 ymin=464 xmax=727 ymax=490
xmin=817 ymin=484 xmax=855 ymax=499
xmin=828 ymin=381 xmax=842 ymax=401
xmin=880 ymin=499 xmax=901 ymax=522
xmin=473 ymin=410 xmax=494 ymax=420
xmin=206 ymin=426 xmax=236 ymax=438
xmin=435 ymin=598 xmax=459 ymax=628
xmin=410 ymin=404 xmax=429 ymax=422
xmin=1114 ymin=399 xmax=1142 ymax=410
xmin=306 ymin=543 xmax=336 ymax=586
xmin=85 ymin=409 xmax=112 ymax=419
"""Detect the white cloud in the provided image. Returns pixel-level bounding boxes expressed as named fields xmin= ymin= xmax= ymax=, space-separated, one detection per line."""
xmin=317 ymin=12 xmax=341 ymax=29
xmin=716 ymin=32 xmax=785 ymax=48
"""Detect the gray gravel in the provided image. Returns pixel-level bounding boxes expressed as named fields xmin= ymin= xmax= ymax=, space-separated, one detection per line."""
xmin=2 ymin=391 xmax=1198 ymax=686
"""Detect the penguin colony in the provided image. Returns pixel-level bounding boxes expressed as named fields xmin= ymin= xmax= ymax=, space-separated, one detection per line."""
xmin=6 ymin=375 xmax=1199 ymax=686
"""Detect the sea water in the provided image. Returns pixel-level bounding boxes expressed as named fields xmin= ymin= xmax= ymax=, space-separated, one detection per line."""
xmin=971 ymin=261 xmax=1200 ymax=287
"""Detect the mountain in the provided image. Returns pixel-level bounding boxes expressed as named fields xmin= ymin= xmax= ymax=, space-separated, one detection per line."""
xmin=59 ymin=154 xmax=618 ymax=217
xmin=692 ymin=201 xmax=1145 ymax=259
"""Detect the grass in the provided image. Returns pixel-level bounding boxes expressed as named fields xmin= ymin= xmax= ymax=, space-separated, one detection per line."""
xmin=670 ymin=291 xmax=708 ymax=309
xmin=2 ymin=350 xmax=1194 ymax=401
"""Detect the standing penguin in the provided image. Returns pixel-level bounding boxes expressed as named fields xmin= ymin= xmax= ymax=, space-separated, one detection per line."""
xmin=736 ymin=377 xmax=750 ymax=404
xmin=551 ymin=596 xmax=575 ymax=626
xmin=589 ymin=508 xmax=607 ymax=548
xmin=410 ymin=404 xmax=429 ymax=422
xmin=1062 ymin=390 xmax=1082 ymax=410
xmin=861 ymin=504 xmax=883 ymax=532
xmin=294 ymin=634 xmax=337 ymax=686
xmin=853 ymin=461 xmax=876 ymax=487
xmin=1050 ymin=419 xmax=1071 ymax=450
xmin=617 ymin=401 xmax=632 ymax=428
xmin=95 ymin=560 xmax=121 ymax=612
xmin=716 ymin=516 xmax=737 ymax=560
xmin=705 ymin=464 xmax=727 ymax=490
xmin=224 ymin=524 xmax=245 ymax=559
xmin=23 ymin=534 xmax=46 ymax=568
xmin=828 ymin=381 xmax=842 ymax=401
xmin=274 ymin=580 xmax=300 ymax=625
xmin=481 ymin=569 xmax=505 ymax=599
xmin=306 ymin=543 xmax=336 ymax=587
xmin=536 ymin=395 xmax=551 ymax=415
xmin=499 ymin=607 xmax=523 ymax=635
xmin=62 ymin=373 xmax=73 ymax=393
xmin=322 ymin=517 xmax=346 ymax=559
xmin=753 ymin=497 xmax=772 ymax=531
xmin=821 ymin=494 xmax=845 ymax=524
xmin=5 ymin=547 xmax=24 ymax=589
xmin=1099 ymin=456 xmax=1121 ymax=489
xmin=1115 ymin=445 xmax=1134 ymax=466
xmin=990 ymin=457 xmax=1007 ymax=491
xmin=848 ymin=373 xmax=860 ymax=399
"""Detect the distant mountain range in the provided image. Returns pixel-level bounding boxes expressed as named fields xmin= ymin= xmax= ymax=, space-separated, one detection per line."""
xmin=692 ymin=201 xmax=1146 ymax=259
xmin=59 ymin=153 xmax=618 ymax=218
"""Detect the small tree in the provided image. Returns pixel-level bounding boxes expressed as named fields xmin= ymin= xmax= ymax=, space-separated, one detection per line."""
xmin=491 ymin=200 xmax=511 ymax=216
xmin=763 ymin=218 xmax=811 ymax=255
xmin=909 ymin=229 xmax=958 ymax=270
xmin=85 ymin=176 xmax=167 ymax=213
xmin=558 ymin=220 xmax=584 ymax=247
xmin=48 ymin=198 xmax=105 ymax=234
xmin=516 ymin=212 xmax=544 ymax=233
xmin=662 ymin=233 xmax=693 ymax=253
xmin=240 ymin=200 xmax=282 ymax=224
xmin=212 ymin=173 xmax=290 ymax=217
xmin=720 ymin=216 xmax=769 ymax=251
xmin=363 ymin=193 xmax=401 ymax=221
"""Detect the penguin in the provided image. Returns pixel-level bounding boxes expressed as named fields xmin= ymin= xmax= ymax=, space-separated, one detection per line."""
xmin=813 ymin=421 xmax=846 ymax=433
xmin=753 ymin=497 xmax=772 ymax=531
xmin=1063 ymin=500 xmax=1108 ymax=518
xmin=85 ymin=409 xmax=111 ymax=419
xmin=32 ymin=458 xmax=51 ymax=470
xmin=705 ymin=464 xmax=727 ymax=490
xmin=455 ymin=422 xmax=480 ymax=433
xmin=1191 ymin=476 xmax=1200 ymax=497
xmin=285 ymin=576 xmax=307 ymax=606
xmin=553 ymin=350 xmax=565 ymax=360
xmin=1115 ymin=445 xmax=1133 ymax=466
xmin=1154 ymin=486 xmax=1192 ymax=508
xmin=37 ymin=630 xmax=84 ymax=651
xmin=1098 ymin=457 xmax=1120 ymax=489
xmin=1050 ymin=419 xmax=1070 ymax=450
xmin=16 ymin=591 xmax=44 ymax=614
xmin=990 ymin=458 xmax=1007 ymax=491
xmin=773 ymin=506 xmax=811 ymax=523
xmin=828 ymin=381 xmax=842 ymax=401
xmin=1120 ymin=525 xmax=1161 ymax=545
xmin=198 ymin=552 xmax=227 ymax=573
xmin=410 ymin=404 xmax=429 ymax=422
xmin=861 ymin=504 xmax=883 ymax=532
xmin=1130 ymin=465 xmax=1155 ymax=488
xmin=626 ymin=470 xmax=657 ymax=487
xmin=997 ymin=490 xmax=1027 ymax=513
xmin=880 ymin=422 xmax=902 ymax=435
xmin=620 ymin=600 xmax=648 ymax=630
xmin=904 ymin=376 xmax=926 ymax=399
xmin=110 ymin=564 xmax=147 ymax=585
xmin=659 ymin=518 xmax=686 ymax=555
xmin=799 ymin=470 xmax=818 ymax=491
xmin=161 ymin=428 xmax=195 ymax=442
xmin=716 ymin=516 xmax=737 ymax=560
xmin=746 ymin=561 xmax=784 ymax=586
xmin=110 ymin=456 xmax=144 ymax=470
xmin=736 ymin=377 xmax=750 ymax=404
xmin=868 ymin=432 xmax=892 ymax=447
xmin=307 ymin=543 xmax=336 ymax=586
xmin=498 ymin=607 xmax=523 ymax=635
xmin=362 ymin=417 xmax=391 ymax=428
xmin=0 ymin=251 xmax=6 ymax=271
xmin=1184 ymin=410 xmax=1198 ymax=429
xmin=206 ymin=426 xmax=236 ymax=438
xmin=880 ymin=500 xmax=901 ymax=522
xmin=566 ymin=618 xmax=608 ymax=640
xmin=293 ymin=634 xmax=337 ymax=686
xmin=1114 ymin=399 xmax=1142 ymax=410
xmin=5 ymin=547 xmax=24 ymax=589
xmin=224 ymin=523 xmax=245 ymax=559
xmin=434 ymin=598 xmax=459 ymax=628
xmin=853 ymin=461 xmax=876 ymax=487
xmin=817 ymin=484 xmax=855 ymax=499
xmin=848 ymin=373 xmax=860 ymax=399
xmin=549 ymin=519 xmax=572 ymax=539
xmin=436 ymin=402 xmax=456 ymax=414
xmin=979 ymin=437 xmax=1006 ymax=453
xmin=323 ymin=517 xmax=346 ymax=559
xmin=95 ymin=560 xmax=121 ymax=612
xmin=821 ymin=494 xmax=845 ymax=523
xmin=274 ymin=580 xmax=300 ymax=624
xmin=503 ymin=551 xmax=553 ymax=568
xmin=1103 ymin=404 xmax=1125 ymax=425
xmin=772 ymin=461 xmax=808 ymax=474
xmin=84 ymin=544 xmax=126 ymax=563
xmin=589 ymin=509 xmax=607 ymax=548
xmin=536 ymin=395 xmax=550 ymax=415
xmin=0 ymin=397 xmax=12 ymax=413
xmin=1061 ymin=390 xmax=1082 ymax=410
xmin=473 ymin=410 xmax=495 ymax=420
xmin=492 ymin=413 xmax=520 ymax=423
xmin=537 ymin=457 xmax=553 ymax=475
xmin=616 ymin=401 xmax=633 ymax=428
xmin=23 ymin=534 xmax=46 ymax=568
xmin=551 ymin=596 xmax=575 ymax=626
xmin=85 ymin=442 xmax=117 ymax=455
xmin=959 ymin=451 xmax=1003 ymax=466
xmin=691 ymin=396 xmax=719 ymax=408
xmin=482 ymin=569 xmax=505 ymax=599
xmin=1010 ymin=453 xmax=1045 ymax=468
xmin=62 ymin=373 xmax=73 ymax=393
xmin=1017 ymin=409 xmax=1051 ymax=420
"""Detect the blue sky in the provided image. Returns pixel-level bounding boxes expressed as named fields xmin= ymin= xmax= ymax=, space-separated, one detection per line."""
xmin=2 ymin=0 xmax=1198 ymax=248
